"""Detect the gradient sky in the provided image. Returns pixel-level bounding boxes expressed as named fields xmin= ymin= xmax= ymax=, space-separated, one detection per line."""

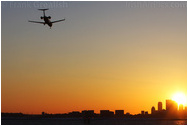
xmin=1 ymin=1 xmax=187 ymax=114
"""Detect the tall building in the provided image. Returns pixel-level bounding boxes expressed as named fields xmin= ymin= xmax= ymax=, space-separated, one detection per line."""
xmin=179 ymin=104 xmax=183 ymax=111
xmin=141 ymin=111 xmax=144 ymax=115
xmin=166 ymin=99 xmax=178 ymax=112
xmin=151 ymin=106 xmax=155 ymax=114
xmin=158 ymin=102 xmax=162 ymax=111
xmin=145 ymin=111 xmax=148 ymax=115
xmin=184 ymin=106 xmax=187 ymax=113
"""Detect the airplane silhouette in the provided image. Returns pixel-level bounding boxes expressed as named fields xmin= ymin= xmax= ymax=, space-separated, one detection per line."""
xmin=28 ymin=9 xmax=65 ymax=28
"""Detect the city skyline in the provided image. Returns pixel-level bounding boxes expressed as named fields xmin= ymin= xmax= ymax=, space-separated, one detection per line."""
xmin=2 ymin=99 xmax=187 ymax=125
xmin=2 ymin=99 xmax=187 ymax=122
xmin=1 ymin=1 xmax=187 ymax=115
xmin=2 ymin=98 xmax=187 ymax=115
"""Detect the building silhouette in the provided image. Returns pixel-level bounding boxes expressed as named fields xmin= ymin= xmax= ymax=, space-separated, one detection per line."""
xmin=179 ymin=104 xmax=183 ymax=111
xmin=158 ymin=102 xmax=162 ymax=111
xmin=151 ymin=106 xmax=155 ymax=114
xmin=115 ymin=110 xmax=124 ymax=117
xmin=100 ymin=110 xmax=114 ymax=117
xmin=141 ymin=111 xmax=144 ymax=115
xmin=166 ymin=99 xmax=178 ymax=112
xmin=82 ymin=110 xmax=94 ymax=117
xmin=68 ymin=111 xmax=81 ymax=117
xmin=145 ymin=111 xmax=148 ymax=115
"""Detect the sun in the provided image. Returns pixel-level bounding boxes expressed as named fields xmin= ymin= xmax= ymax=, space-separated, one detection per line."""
xmin=172 ymin=92 xmax=187 ymax=106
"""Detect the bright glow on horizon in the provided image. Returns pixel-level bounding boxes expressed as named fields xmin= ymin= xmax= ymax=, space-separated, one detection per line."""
xmin=172 ymin=92 xmax=187 ymax=106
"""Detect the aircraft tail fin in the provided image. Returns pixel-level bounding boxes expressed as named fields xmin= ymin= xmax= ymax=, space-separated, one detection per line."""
xmin=38 ymin=9 xmax=49 ymax=11
xmin=38 ymin=9 xmax=48 ymax=16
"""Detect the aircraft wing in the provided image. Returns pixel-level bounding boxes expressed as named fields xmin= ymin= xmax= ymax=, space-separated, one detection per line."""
xmin=28 ymin=20 xmax=45 ymax=24
xmin=51 ymin=19 xmax=65 ymax=23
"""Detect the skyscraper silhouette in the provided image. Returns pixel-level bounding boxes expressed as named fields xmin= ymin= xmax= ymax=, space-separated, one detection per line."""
xmin=179 ymin=104 xmax=183 ymax=111
xmin=151 ymin=106 xmax=155 ymax=114
xmin=158 ymin=102 xmax=162 ymax=111
xmin=166 ymin=99 xmax=178 ymax=112
xmin=141 ymin=111 xmax=144 ymax=115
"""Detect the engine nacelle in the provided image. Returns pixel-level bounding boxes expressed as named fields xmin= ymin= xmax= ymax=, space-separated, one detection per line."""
xmin=41 ymin=16 xmax=44 ymax=19
xmin=48 ymin=16 xmax=51 ymax=19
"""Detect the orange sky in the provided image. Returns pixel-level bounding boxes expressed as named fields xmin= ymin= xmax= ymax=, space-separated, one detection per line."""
xmin=1 ymin=1 xmax=187 ymax=114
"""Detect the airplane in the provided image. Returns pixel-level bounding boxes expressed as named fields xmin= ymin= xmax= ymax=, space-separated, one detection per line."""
xmin=28 ymin=9 xmax=65 ymax=28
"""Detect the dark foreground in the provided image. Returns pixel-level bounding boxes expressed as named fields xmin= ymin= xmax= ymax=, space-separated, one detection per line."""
xmin=1 ymin=118 xmax=187 ymax=125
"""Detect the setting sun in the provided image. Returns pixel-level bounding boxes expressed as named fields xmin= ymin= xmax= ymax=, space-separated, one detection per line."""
xmin=172 ymin=92 xmax=187 ymax=106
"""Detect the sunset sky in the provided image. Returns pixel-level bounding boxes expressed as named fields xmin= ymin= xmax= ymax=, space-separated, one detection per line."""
xmin=1 ymin=1 xmax=187 ymax=114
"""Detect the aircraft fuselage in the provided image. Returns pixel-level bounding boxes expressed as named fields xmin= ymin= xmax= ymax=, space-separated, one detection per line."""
xmin=43 ymin=16 xmax=52 ymax=27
